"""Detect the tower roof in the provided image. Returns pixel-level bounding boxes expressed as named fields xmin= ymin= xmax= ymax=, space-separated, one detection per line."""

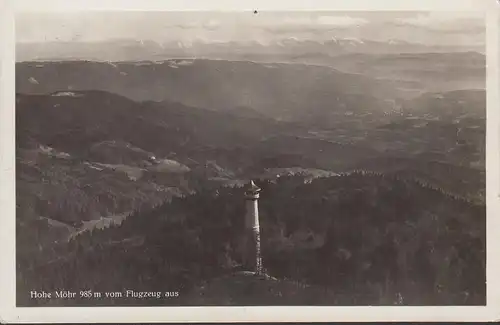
xmin=244 ymin=180 xmax=261 ymax=193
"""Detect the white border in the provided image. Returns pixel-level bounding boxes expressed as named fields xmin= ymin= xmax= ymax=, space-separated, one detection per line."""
xmin=486 ymin=5 xmax=500 ymax=320
xmin=1 ymin=0 xmax=500 ymax=323
xmin=5 ymin=0 xmax=496 ymax=12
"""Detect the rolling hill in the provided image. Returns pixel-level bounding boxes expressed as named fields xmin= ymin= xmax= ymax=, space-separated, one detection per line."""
xmin=15 ymin=88 xmax=485 ymax=236
xmin=16 ymin=40 xmax=485 ymax=97
xmin=15 ymin=59 xmax=410 ymax=123
xmin=15 ymin=90 xmax=383 ymax=275
xmin=299 ymin=51 xmax=486 ymax=93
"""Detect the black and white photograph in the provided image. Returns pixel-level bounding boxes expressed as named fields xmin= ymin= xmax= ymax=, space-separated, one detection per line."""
xmin=6 ymin=4 xmax=495 ymax=316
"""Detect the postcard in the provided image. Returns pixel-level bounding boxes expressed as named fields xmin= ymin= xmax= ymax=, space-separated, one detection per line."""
xmin=1 ymin=0 xmax=499 ymax=322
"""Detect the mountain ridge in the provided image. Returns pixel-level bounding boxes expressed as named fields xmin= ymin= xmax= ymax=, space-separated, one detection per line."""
xmin=16 ymin=59 xmax=485 ymax=126
xmin=16 ymin=37 xmax=485 ymax=63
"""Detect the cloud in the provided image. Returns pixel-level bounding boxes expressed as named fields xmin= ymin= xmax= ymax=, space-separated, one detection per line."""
xmin=278 ymin=15 xmax=368 ymax=28
xmin=280 ymin=17 xmax=313 ymax=25
xmin=393 ymin=12 xmax=484 ymax=33
xmin=15 ymin=11 xmax=484 ymax=47
xmin=203 ymin=19 xmax=221 ymax=30
xmin=263 ymin=15 xmax=368 ymax=34
xmin=171 ymin=19 xmax=221 ymax=30
xmin=173 ymin=22 xmax=199 ymax=29
xmin=316 ymin=15 xmax=368 ymax=27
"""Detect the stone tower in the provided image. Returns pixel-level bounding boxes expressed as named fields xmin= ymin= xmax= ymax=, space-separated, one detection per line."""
xmin=243 ymin=180 xmax=263 ymax=274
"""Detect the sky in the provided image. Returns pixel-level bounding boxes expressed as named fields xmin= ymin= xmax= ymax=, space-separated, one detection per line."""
xmin=15 ymin=11 xmax=485 ymax=47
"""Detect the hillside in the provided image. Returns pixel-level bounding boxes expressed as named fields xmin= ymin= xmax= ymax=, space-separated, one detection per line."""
xmin=15 ymin=58 xmax=485 ymax=133
xmin=14 ymin=90 xmax=365 ymax=273
xmin=16 ymin=91 xmax=293 ymax=156
xmin=15 ymin=59 xmax=409 ymax=122
xmin=16 ymin=88 xmax=485 ymax=168
xmin=321 ymin=52 xmax=485 ymax=93
xmin=401 ymin=89 xmax=486 ymax=120
xmin=18 ymin=173 xmax=485 ymax=306
xmin=351 ymin=157 xmax=485 ymax=203
xmin=184 ymin=271 xmax=345 ymax=306
xmin=15 ymin=91 xmax=274 ymax=274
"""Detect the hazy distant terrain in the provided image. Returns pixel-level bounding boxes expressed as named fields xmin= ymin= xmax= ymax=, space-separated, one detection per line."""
xmin=15 ymin=11 xmax=486 ymax=306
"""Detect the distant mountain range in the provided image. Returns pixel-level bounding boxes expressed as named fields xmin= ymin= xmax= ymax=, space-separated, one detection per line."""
xmin=16 ymin=39 xmax=485 ymax=95
xmin=16 ymin=37 xmax=485 ymax=62
xmin=16 ymin=57 xmax=485 ymax=125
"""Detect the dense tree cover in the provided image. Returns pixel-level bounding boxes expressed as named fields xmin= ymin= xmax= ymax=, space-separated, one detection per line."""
xmin=15 ymin=150 xmax=187 ymax=230
xmin=18 ymin=172 xmax=485 ymax=306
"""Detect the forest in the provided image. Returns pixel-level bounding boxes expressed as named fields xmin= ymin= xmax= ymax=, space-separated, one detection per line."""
xmin=17 ymin=172 xmax=486 ymax=306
